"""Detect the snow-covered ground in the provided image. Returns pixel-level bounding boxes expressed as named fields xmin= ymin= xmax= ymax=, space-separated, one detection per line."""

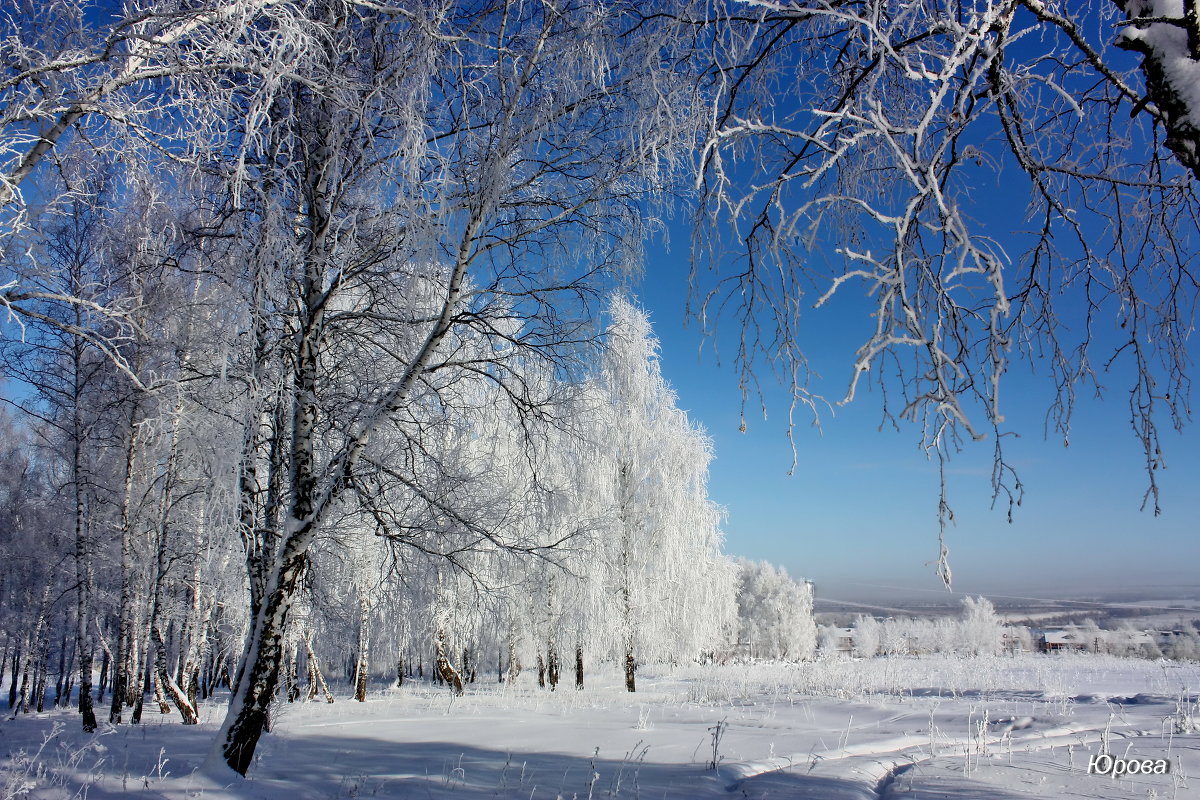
xmin=2 ymin=654 xmax=1197 ymax=799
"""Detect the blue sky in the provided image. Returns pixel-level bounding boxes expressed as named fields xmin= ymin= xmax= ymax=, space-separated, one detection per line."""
xmin=620 ymin=4 xmax=1200 ymax=603
xmin=632 ymin=241 xmax=1200 ymax=602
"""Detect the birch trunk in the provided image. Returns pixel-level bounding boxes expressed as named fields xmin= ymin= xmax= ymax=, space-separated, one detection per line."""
xmin=147 ymin=393 xmax=199 ymax=725
xmin=353 ymin=594 xmax=370 ymax=702
xmin=7 ymin=642 xmax=18 ymax=709
xmin=434 ymin=627 xmax=464 ymax=697
xmin=96 ymin=648 xmax=108 ymax=704
xmin=175 ymin=515 xmax=213 ymax=715
xmin=110 ymin=400 xmax=141 ymax=724
xmin=285 ymin=640 xmax=299 ymax=702
xmin=10 ymin=584 xmax=52 ymax=716
xmin=506 ymin=623 xmax=521 ymax=683
xmin=617 ymin=463 xmax=637 ymax=693
xmin=126 ymin=628 xmax=141 ymax=708
xmin=214 ymin=543 xmax=309 ymax=773
xmin=546 ymin=642 xmax=559 ymax=691
xmin=72 ymin=386 xmax=97 ymax=731
xmin=54 ymin=631 xmax=68 ymax=707
xmin=33 ymin=645 xmax=48 ymax=713
xmin=304 ymin=635 xmax=333 ymax=703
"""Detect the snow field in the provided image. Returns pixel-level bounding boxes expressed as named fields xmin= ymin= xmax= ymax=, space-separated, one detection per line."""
xmin=1 ymin=654 xmax=1197 ymax=799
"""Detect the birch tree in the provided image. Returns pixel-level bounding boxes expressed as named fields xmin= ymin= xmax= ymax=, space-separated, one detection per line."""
xmin=599 ymin=295 xmax=736 ymax=691
xmin=736 ymin=560 xmax=816 ymax=661
xmin=696 ymin=0 xmax=1200 ymax=582
xmin=959 ymin=595 xmax=1004 ymax=656
xmin=0 ymin=412 xmax=70 ymax=717
xmin=195 ymin=0 xmax=697 ymax=774
xmin=0 ymin=161 xmax=139 ymax=731
xmin=0 ymin=0 xmax=321 ymax=390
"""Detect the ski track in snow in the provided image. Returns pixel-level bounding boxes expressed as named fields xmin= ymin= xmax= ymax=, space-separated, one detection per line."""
xmin=719 ymin=719 xmax=1103 ymax=788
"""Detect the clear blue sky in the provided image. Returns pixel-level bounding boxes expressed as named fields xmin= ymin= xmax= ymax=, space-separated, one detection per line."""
xmin=621 ymin=5 xmax=1200 ymax=604
xmin=633 ymin=239 xmax=1200 ymax=603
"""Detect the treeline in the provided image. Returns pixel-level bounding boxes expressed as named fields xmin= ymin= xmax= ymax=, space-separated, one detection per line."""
xmin=0 ymin=288 xmax=746 ymax=722
xmin=824 ymin=598 xmax=1015 ymax=658
xmin=821 ymin=598 xmax=1200 ymax=660
xmin=0 ymin=0 xmax=736 ymax=773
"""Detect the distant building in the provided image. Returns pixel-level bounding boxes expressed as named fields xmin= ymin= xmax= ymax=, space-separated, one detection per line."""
xmin=1038 ymin=630 xmax=1083 ymax=652
xmin=1038 ymin=626 xmax=1176 ymax=655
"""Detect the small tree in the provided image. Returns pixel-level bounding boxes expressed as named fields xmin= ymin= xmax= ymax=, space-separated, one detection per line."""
xmin=853 ymin=616 xmax=881 ymax=659
xmin=959 ymin=596 xmax=1004 ymax=656
xmin=735 ymin=560 xmax=816 ymax=661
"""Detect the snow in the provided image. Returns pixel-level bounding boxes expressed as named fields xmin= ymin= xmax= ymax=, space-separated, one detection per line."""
xmin=1119 ymin=0 xmax=1200 ymax=132
xmin=2 ymin=654 xmax=1197 ymax=799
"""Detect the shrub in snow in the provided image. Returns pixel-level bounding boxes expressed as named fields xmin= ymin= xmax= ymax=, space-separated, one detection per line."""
xmin=735 ymin=560 xmax=816 ymax=661
xmin=1168 ymin=625 xmax=1200 ymax=661
xmin=853 ymin=615 xmax=880 ymax=658
xmin=959 ymin=596 xmax=1003 ymax=656
xmin=817 ymin=625 xmax=844 ymax=659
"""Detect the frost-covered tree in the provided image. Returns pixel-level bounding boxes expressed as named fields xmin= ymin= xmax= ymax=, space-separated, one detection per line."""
xmin=1007 ymin=625 xmax=1034 ymax=655
xmin=959 ymin=596 xmax=1004 ymax=656
xmin=20 ymin=0 xmax=1200 ymax=776
xmin=598 ymin=294 xmax=736 ymax=691
xmin=696 ymin=0 xmax=1200 ymax=580
xmin=2 ymin=0 xmax=704 ymax=758
xmin=1167 ymin=625 xmax=1200 ymax=661
xmin=0 ymin=1 xmax=324 ymax=400
xmin=0 ymin=410 xmax=71 ymax=717
xmin=0 ymin=0 xmax=314 ymax=205
xmin=193 ymin=1 xmax=700 ymax=772
xmin=735 ymin=560 xmax=816 ymax=661
xmin=879 ymin=620 xmax=910 ymax=657
xmin=853 ymin=615 xmax=881 ymax=659
xmin=817 ymin=625 xmax=844 ymax=658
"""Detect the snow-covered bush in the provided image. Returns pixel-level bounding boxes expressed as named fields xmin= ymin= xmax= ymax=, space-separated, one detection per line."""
xmin=735 ymin=559 xmax=816 ymax=661
xmin=1168 ymin=625 xmax=1200 ymax=661
xmin=959 ymin=596 xmax=1004 ymax=656
xmin=853 ymin=615 xmax=880 ymax=659
xmin=817 ymin=625 xmax=844 ymax=659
